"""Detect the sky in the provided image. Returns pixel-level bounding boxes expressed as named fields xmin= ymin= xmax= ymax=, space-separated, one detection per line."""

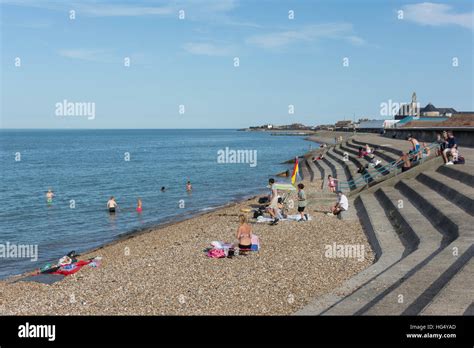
xmin=0 ymin=0 xmax=473 ymax=129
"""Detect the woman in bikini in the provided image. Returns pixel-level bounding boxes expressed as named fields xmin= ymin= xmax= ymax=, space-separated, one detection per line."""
xmin=236 ymin=214 xmax=252 ymax=250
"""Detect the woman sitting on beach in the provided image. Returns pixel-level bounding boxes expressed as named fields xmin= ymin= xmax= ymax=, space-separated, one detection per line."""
xmin=236 ymin=214 xmax=252 ymax=250
xmin=107 ymin=196 xmax=118 ymax=213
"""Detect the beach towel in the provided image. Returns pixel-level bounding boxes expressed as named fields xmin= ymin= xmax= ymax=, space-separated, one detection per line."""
xmin=207 ymin=249 xmax=226 ymax=258
xmin=255 ymin=214 xmax=312 ymax=223
xmin=51 ymin=260 xmax=91 ymax=276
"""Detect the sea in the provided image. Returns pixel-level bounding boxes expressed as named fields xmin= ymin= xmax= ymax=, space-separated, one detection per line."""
xmin=0 ymin=129 xmax=314 ymax=279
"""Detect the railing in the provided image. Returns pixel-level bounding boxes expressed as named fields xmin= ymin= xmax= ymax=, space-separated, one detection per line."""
xmin=331 ymin=141 xmax=439 ymax=191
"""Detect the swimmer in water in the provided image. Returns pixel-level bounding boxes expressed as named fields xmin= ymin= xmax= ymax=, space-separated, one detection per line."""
xmin=107 ymin=196 xmax=118 ymax=213
xmin=161 ymin=186 xmax=166 ymax=192
xmin=136 ymin=198 xmax=143 ymax=213
xmin=186 ymin=181 xmax=192 ymax=192
xmin=46 ymin=189 xmax=54 ymax=204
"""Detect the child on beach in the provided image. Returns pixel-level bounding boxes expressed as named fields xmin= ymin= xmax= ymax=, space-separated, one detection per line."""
xmin=136 ymin=198 xmax=142 ymax=213
xmin=107 ymin=196 xmax=118 ymax=213
xmin=297 ymin=183 xmax=308 ymax=221
xmin=186 ymin=181 xmax=192 ymax=192
xmin=46 ymin=189 xmax=54 ymax=204
xmin=328 ymin=175 xmax=338 ymax=192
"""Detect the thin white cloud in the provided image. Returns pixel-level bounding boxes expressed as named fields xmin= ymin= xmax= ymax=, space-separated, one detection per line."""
xmin=0 ymin=0 xmax=237 ymax=18
xmin=246 ymin=23 xmax=366 ymax=49
xmin=402 ymin=2 xmax=473 ymax=30
xmin=58 ymin=49 xmax=107 ymax=62
xmin=182 ymin=42 xmax=234 ymax=56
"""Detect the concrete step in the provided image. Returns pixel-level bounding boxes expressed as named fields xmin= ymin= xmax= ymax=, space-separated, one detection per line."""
xmin=325 ymin=147 xmax=356 ymax=183
xmin=301 ymin=159 xmax=315 ymax=182
xmin=395 ymin=179 xmax=463 ymax=242
xmin=437 ymin=164 xmax=474 ymax=188
xmin=321 ymin=153 xmax=352 ymax=192
xmin=352 ymin=138 xmax=404 ymax=157
xmin=416 ymin=171 xmax=474 ymax=216
xmin=366 ymin=243 xmax=473 ymax=315
xmin=306 ymin=157 xmax=322 ymax=182
xmin=312 ymin=159 xmax=331 ymax=191
xmin=296 ymin=194 xmax=404 ymax=315
xmin=346 ymin=140 xmax=400 ymax=174
xmin=324 ymin=186 xmax=447 ymax=315
xmin=420 ymin=258 xmax=474 ymax=315
xmin=364 ymin=179 xmax=474 ymax=315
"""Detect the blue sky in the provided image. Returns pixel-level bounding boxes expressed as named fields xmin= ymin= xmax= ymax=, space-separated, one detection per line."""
xmin=1 ymin=0 xmax=473 ymax=129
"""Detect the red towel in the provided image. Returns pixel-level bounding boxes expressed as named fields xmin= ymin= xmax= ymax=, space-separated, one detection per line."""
xmin=52 ymin=260 xmax=91 ymax=276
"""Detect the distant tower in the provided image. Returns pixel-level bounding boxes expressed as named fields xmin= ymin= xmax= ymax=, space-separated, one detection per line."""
xmin=411 ymin=92 xmax=419 ymax=117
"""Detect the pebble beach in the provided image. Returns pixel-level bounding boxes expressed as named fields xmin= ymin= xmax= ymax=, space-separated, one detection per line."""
xmin=0 ymin=180 xmax=374 ymax=315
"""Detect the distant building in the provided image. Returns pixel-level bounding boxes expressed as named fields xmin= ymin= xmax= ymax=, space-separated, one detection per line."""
xmin=395 ymin=92 xmax=460 ymax=119
xmin=358 ymin=119 xmax=397 ymax=132
xmin=396 ymin=116 xmax=448 ymax=128
xmin=335 ymin=120 xmax=354 ymax=130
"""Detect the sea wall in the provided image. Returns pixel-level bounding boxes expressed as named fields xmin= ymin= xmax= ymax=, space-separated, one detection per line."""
xmin=384 ymin=128 xmax=474 ymax=147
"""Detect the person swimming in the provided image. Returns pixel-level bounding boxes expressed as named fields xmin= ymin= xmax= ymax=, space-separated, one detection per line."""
xmin=136 ymin=198 xmax=142 ymax=213
xmin=107 ymin=196 xmax=118 ymax=213
xmin=186 ymin=181 xmax=192 ymax=192
xmin=161 ymin=186 xmax=166 ymax=192
xmin=46 ymin=189 xmax=54 ymax=204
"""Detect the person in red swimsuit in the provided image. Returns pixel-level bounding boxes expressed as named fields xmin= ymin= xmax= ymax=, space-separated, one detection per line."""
xmin=136 ymin=198 xmax=143 ymax=213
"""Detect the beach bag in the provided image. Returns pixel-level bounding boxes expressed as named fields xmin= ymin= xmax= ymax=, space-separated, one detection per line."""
xmin=253 ymin=209 xmax=263 ymax=219
xmin=454 ymin=156 xmax=465 ymax=164
xmin=251 ymin=235 xmax=260 ymax=251
xmin=258 ymin=196 xmax=269 ymax=204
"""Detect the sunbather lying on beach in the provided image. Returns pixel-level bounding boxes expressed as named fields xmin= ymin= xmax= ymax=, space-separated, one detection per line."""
xmin=236 ymin=214 xmax=252 ymax=249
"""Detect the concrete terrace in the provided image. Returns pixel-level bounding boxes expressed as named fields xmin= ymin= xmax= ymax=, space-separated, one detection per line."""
xmin=297 ymin=132 xmax=474 ymax=316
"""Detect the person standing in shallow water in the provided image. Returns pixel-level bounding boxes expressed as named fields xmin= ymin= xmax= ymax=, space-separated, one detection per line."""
xmin=46 ymin=189 xmax=54 ymax=205
xmin=186 ymin=181 xmax=192 ymax=192
xmin=107 ymin=196 xmax=118 ymax=213
xmin=136 ymin=198 xmax=142 ymax=213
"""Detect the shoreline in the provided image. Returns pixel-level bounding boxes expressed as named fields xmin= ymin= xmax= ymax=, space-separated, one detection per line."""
xmin=0 ymin=131 xmax=375 ymax=315
xmin=3 ymin=191 xmax=264 ymax=283
xmin=3 ymin=133 xmax=311 ymax=282
xmin=0 ymin=181 xmax=374 ymax=315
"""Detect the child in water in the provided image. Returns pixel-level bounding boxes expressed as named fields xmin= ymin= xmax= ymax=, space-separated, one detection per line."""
xmin=186 ymin=181 xmax=192 ymax=192
xmin=328 ymin=175 xmax=338 ymax=193
xmin=46 ymin=189 xmax=54 ymax=204
xmin=136 ymin=198 xmax=143 ymax=213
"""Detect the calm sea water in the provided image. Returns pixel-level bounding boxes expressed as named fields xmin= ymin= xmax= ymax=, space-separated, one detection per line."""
xmin=0 ymin=129 xmax=312 ymax=278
